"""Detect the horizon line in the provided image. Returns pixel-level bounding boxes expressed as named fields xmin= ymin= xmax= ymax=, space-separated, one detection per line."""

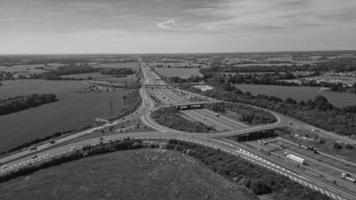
xmin=0 ymin=49 xmax=356 ymax=56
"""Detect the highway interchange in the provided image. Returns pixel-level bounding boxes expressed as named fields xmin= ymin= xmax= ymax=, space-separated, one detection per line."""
xmin=0 ymin=61 xmax=355 ymax=200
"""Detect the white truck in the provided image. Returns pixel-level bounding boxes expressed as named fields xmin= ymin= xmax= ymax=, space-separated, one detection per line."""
xmin=284 ymin=152 xmax=306 ymax=165
xmin=341 ymin=173 xmax=356 ymax=183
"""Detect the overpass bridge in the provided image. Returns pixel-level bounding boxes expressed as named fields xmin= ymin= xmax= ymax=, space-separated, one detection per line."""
xmin=171 ymin=100 xmax=222 ymax=110
xmin=87 ymin=80 xmax=126 ymax=88
xmin=140 ymin=83 xmax=207 ymax=89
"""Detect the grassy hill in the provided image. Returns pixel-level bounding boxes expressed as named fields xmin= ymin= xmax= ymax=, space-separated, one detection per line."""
xmin=0 ymin=149 xmax=257 ymax=200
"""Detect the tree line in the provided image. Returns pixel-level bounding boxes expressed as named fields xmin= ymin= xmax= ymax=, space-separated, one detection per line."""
xmin=167 ymin=139 xmax=329 ymax=200
xmin=29 ymin=64 xmax=136 ymax=80
xmin=0 ymin=94 xmax=57 ymax=116
xmin=100 ymin=68 xmax=135 ymax=76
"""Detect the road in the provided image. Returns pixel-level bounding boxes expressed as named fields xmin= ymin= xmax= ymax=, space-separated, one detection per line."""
xmin=138 ymin=62 xmax=356 ymax=200
xmin=0 ymin=61 xmax=355 ymax=200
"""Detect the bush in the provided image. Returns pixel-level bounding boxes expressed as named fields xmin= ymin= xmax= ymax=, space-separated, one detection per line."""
xmin=333 ymin=143 xmax=343 ymax=150
xmin=250 ymin=180 xmax=272 ymax=195
xmin=345 ymin=144 xmax=354 ymax=150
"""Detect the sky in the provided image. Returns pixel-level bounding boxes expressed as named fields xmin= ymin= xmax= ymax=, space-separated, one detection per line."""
xmin=0 ymin=0 xmax=356 ymax=54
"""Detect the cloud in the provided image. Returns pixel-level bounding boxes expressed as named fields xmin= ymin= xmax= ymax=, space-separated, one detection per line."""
xmin=153 ymin=0 xmax=166 ymax=3
xmin=0 ymin=0 xmax=355 ymax=53
xmin=186 ymin=0 xmax=356 ymax=32
xmin=156 ymin=19 xmax=185 ymax=31
xmin=0 ymin=17 xmax=30 ymax=22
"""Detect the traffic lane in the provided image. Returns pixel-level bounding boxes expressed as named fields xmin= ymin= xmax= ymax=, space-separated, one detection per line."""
xmin=182 ymin=110 xmax=233 ymax=131
xmin=220 ymin=139 xmax=355 ymax=200
xmin=1 ymin=131 xmax=163 ymax=173
xmin=200 ymin=108 xmax=249 ymax=128
xmin=193 ymin=109 xmax=247 ymax=130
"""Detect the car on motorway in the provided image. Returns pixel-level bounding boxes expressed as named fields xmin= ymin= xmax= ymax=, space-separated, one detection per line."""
xmin=50 ymin=140 xmax=56 ymax=144
xmin=1 ymin=165 xmax=8 ymax=170
xmin=341 ymin=173 xmax=356 ymax=183
xmin=32 ymin=155 xmax=38 ymax=159
xmin=70 ymin=146 xmax=77 ymax=150
xmin=29 ymin=146 xmax=37 ymax=151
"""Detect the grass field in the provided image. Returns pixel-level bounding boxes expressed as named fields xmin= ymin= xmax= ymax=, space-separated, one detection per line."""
xmin=92 ymin=62 xmax=139 ymax=71
xmin=155 ymin=67 xmax=203 ymax=78
xmin=0 ymin=149 xmax=256 ymax=200
xmin=235 ymin=84 xmax=356 ymax=107
xmin=0 ymin=80 xmax=136 ymax=152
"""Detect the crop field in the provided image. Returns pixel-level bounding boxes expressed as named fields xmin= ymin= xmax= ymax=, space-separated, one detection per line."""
xmin=235 ymin=84 xmax=356 ymax=107
xmin=155 ymin=67 xmax=203 ymax=78
xmin=92 ymin=62 xmax=139 ymax=71
xmin=0 ymin=149 xmax=255 ymax=200
xmin=0 ymin=80 xmax=136 ymax=152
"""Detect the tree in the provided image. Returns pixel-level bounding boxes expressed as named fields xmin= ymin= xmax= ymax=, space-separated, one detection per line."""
xmin=250 ymin=180 xmax=272 ymax=195
xmin=285 ymin=98 xmax=297 ymax=104
xmin=314 ymin=95 xmax=333 ymax=110
xmin=122 ymin=95 xmax=127 ymax=105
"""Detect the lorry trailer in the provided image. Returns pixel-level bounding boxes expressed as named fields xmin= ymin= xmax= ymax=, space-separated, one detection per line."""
xmin=285 ymin=152 xmax=306 ymax=165
xmin=341 ymin=173 xmax=356 ymax=183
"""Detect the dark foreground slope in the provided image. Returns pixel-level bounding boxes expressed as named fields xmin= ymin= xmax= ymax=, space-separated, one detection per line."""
xmin=0 ymin=149 xmax=257 ymax=200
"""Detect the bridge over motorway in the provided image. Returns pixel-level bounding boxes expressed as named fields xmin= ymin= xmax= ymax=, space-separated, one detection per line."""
xmin=140 ymin=83 xmax=207 ymax=89
xmin=87 ymin=80 xmax=126 ymax=88
xmin=170 ymin=100 xmax=222 ymax=110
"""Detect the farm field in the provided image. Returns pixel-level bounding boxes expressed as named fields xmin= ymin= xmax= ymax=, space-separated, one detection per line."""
xmin=154 ymin=67 xmax=203 ymax=78
xmin=0 ymin=80 xmax=136 ymax=152
xmin=235 ymin=84 xmax=356 ymax=107
xmin=0 ymin=149 xmax=256 ymax=200
xmin=92 ymin=62 xmax=139 ymax=71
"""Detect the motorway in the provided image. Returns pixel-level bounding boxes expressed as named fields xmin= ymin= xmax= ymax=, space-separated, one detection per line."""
xmin=0 ymin=61 xmax=355 ymax=200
